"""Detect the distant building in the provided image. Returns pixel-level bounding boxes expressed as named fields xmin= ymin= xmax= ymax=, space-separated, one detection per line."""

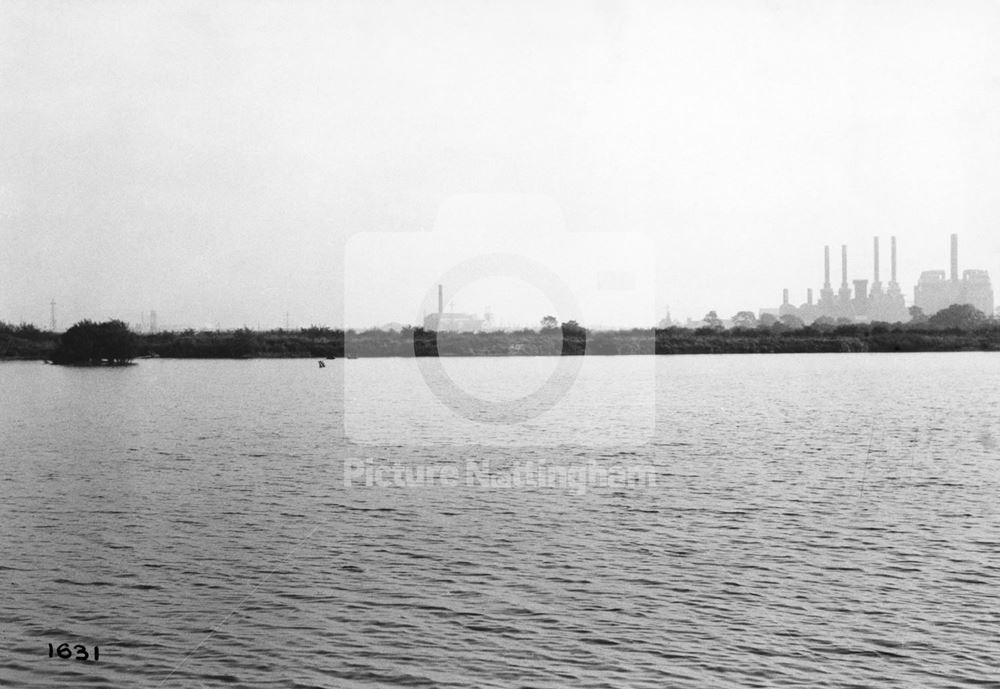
xmin=423 ymin=284 xmax=486 ymax=332
xmin=913 ymin=270 xmax=951 ymax=315
xmin=767 ymin=234 xmax=994 ymax=324
xmin=767 ymin=237 xmax=908 ymax=325
xmin=424 ymin=311 xmax=485 ymax=333
xmin=867 ymin=237 xmax=907 ymax=322
xmin=914 ymin=235 xmax=994 ymax=316
xmin=657 ymin=307 xmax=674 ymax=328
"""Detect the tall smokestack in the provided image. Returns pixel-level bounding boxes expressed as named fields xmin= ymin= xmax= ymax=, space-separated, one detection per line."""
xmin=891 ymin=236 xmax=897 ymax=283
xmin=873 ymin=236 xmax=880 ymax=283
xmin=824 ymin=245 xmax=831 ymax=288
xmin=841 ymin=244 xmax=848 ymax=287
xmin=950 ymin=233 xmax=958 ymax=281
xmin=807 ymin=288 xmax=813 ymax=305
xmin=438 ymin=284 xmax=443 ymax=315
xmin=782 ymin=288 xmax=789 ymax=305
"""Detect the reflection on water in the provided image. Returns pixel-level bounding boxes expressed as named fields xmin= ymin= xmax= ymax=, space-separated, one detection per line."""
xmin=2 ymin=354 xmax=999 ymax=688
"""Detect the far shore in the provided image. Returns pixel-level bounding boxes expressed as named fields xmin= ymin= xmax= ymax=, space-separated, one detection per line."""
xmin=4 ymin=320 xmax=1000 ymax=361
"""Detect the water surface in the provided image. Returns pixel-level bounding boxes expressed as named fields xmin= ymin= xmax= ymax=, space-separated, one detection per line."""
xmin=2 ymin=354 xmax=999 ymax=688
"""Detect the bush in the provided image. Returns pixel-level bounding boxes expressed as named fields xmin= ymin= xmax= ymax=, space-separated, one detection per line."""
xmin=52 ymin=320 xmax=137 ymax=365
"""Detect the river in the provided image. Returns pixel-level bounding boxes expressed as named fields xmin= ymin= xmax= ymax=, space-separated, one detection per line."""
xmin=2 ymin=353 xmax=999 ymax=688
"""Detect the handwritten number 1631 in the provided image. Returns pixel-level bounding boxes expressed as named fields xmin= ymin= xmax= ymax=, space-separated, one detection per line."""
xmin=49 ymin=643 xmax=98 ymax=661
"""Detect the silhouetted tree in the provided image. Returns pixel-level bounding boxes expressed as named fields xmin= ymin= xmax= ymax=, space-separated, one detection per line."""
xmin=52 ymin=320 xmax=136 ymax=365
xmin=927 ymin=304 xmax=986 ymax=330
xmin=12 ymin=323 xmax=46 ymax=340
xmin=703 ymin=311 xmax=723 ymax=330
xmin=540 ymin=315 xmax=559 ymax=331
xmin=908 ymin=305 xmax=928 ymax=325
xmin=231 ymin=327 xmax=258 ymax=357
xmin=0 ymin=321 xmax=59 ymax=358
xmin=812 ymin=315 xmax=835 ymax=331
xmin=731 ymin=311 xmax=757 ymax=329
xmin=560 ymin=320 xmax=587 ymax=355
xmin=411 ymin=326 xmax=438 ymax=357
xmin=780 ymin=314 xmax=805 ymax=330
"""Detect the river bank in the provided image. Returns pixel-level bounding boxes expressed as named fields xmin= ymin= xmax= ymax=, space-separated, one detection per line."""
xmin=4 ymin=322 xmax=1000 ymax=360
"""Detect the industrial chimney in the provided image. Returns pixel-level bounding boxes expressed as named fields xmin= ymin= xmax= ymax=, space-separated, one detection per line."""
xmin=823 ymin=245 xmax=831 ymax=288
xmin=891 ymin=236 xmax=898 ymax=284
xmin=438 ymin=284 xmax=443 ymax=316
xmin=782 ymin=288 xmax=789 ymax=305
xmin=841 ymin=245 xmax=848 ymax=287
xmin=950 ymin=233 xmax=958 ymax=281
xmin=807 ymin=288 xmax=814 ymax=305
xmin=873 ymin=236 xmax=880 ymax=283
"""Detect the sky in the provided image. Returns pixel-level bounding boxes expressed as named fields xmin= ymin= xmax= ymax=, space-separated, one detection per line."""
xmin=2 ymin=0 xmax=1000 ymax=330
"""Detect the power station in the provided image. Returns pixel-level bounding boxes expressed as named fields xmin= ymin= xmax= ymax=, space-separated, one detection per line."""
xmin=913 ymin=234 xmax=994 ymax=317
xmin=423 ymin=284 xmax=485 ymax=332
xmin=772 ymin=234 xmax=993 ymax=323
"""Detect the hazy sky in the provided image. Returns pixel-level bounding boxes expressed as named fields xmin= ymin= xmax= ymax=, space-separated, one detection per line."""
xmin=3 ymin=0 xmax=1000 ymax=329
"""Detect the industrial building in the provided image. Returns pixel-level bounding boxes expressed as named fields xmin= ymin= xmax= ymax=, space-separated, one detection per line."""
xmin=913 ymin=234 xmax=994 ymax=317
xmin=776 ymin=237 xmax=908 ymax=324
xmin=423 ymin=285 xmax=486 ymax=333
xmin=770 ymin=234 xmax=994 ymax=324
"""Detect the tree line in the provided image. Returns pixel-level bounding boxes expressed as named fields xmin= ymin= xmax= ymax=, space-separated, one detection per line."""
xmin=2 ymin=304 xmax=998 ymax=363
xmin=708 ymin=303 xmax=988 ymax=332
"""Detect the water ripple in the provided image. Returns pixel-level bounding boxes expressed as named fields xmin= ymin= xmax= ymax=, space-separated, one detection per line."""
xmin=1 ymin=355 xmax=999 ymax=688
